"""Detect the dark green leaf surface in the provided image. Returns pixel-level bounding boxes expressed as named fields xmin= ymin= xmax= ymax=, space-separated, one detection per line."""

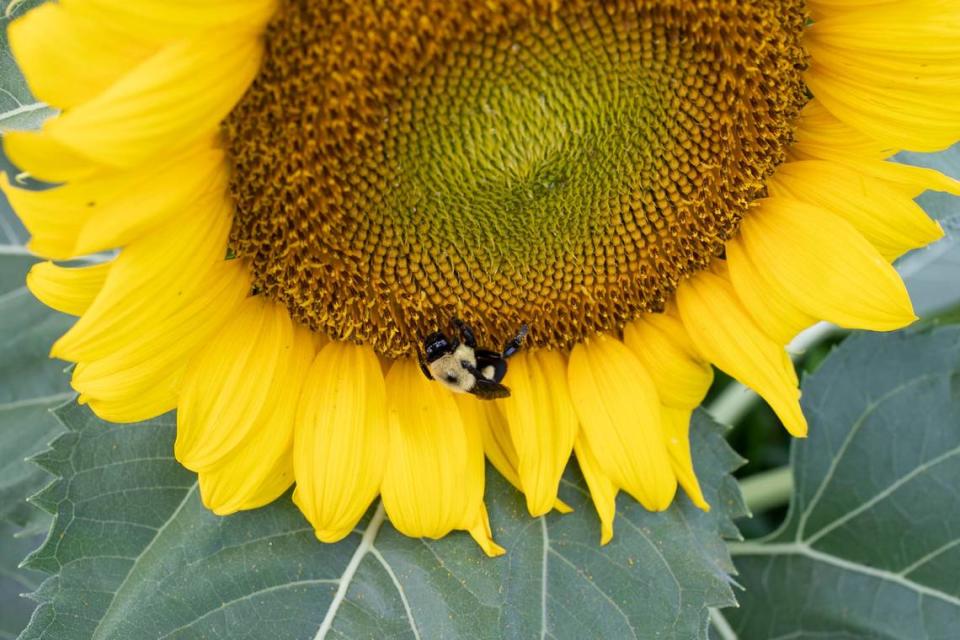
xmin=0 ymin=0 xmax=69 ymax=529
xmin=725 ymin=327 xmax=960 ymax=639
xmin=20 ymin=405 xmax=743 ymax=640
xmin=0 ymin=519 xmax=46 ymax=640
xmin=0 ymin=253 xmax=72 ymax=527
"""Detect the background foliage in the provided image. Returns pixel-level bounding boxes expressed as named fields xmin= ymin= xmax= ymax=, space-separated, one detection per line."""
xmin=725 ymin=328 xmax=960 ymax=638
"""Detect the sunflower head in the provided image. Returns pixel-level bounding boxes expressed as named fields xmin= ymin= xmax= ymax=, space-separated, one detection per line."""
xmin=4 ymin=0 xmax=958 ymax=554
xmin=225 ymin=0 xmax=809 ymax=356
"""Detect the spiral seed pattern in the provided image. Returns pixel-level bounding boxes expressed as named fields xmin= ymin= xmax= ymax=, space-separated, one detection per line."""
xmin=224 ymin=0 xmax=808 ymax=357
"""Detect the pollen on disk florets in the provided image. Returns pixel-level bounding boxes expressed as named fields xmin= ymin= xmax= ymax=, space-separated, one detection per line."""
xmin=223 ymin=0 xmax=808 ymax=358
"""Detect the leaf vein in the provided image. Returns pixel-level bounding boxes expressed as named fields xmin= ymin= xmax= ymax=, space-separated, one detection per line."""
xmin=729 ymin=542 xmax=960 ymax=608
xmin=89 ymin=483 xmax=198 ymax=639
xmin=370 ymin=547 xmax=422 ymax=640
xmin=156 ymin=579 xmax=339 ymax=640
xmin=796 ymin=374 xmax=942 ymax=540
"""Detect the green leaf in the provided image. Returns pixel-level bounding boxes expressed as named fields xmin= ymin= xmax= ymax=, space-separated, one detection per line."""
xmin=897 ymin=143 xmax=960 ymax=319
xmin=898 ymin=143 xmax=960 ymax=223
xmin=0 ymin=0 xmax=53 ymax=132
xmin=0 ymin=253 xmax=72 ymax=527
xmin=724 ymin=326 xmax=960 ymax=638
xmin=0 ymin=518 xmax=47 ymax=640
xmin=20 ymin=404 xmax=743 ymax=640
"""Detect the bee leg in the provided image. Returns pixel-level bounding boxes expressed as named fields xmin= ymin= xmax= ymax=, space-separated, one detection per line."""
xmin=461 ymin=361 xmax=482 ymax=378
xmin=417 ymin=352 xmax=434 ymax=380
xmin=451 ymin=317 xmax=478 ymax=349
xmin=501 ymin=324 xmax=529 ymax=359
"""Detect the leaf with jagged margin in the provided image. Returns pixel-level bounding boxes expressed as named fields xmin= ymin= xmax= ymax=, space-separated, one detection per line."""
xmin=723 ymin=326 xmax=960 ymax=638
xmin=0 ymin=0 xmax=70 ymax=529
xmin=0 ymin=518 xmax=46 ymax=640
xmin=0 ymin=252 xmax=73 ymax=527
xmin=19 ymin=405 xmax=744 ymax=640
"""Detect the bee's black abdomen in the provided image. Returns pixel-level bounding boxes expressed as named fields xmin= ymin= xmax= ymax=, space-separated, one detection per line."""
xmin=474 ymin=349 xmax=508 ymax=383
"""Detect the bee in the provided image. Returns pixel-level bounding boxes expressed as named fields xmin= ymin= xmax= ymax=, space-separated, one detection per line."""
xmin=418 ymin=318 xmax=528 ymax=399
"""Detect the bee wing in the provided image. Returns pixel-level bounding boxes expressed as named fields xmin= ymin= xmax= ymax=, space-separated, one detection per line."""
xmin=470 ymin=378 xmax=511 ymax=400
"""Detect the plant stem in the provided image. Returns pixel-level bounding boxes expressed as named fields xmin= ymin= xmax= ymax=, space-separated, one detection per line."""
xmin=709 ymin=608 xmax=738 ymax=640
xmin=739 ymin=466 xmax=793 ymax=514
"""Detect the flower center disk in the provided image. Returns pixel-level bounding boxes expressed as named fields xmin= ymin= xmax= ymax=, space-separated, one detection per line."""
xmin=224 ymin=0 xmax=808 ymax=357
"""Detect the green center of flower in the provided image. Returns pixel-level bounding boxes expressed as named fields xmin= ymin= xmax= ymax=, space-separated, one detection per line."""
xmin=223 ymin=0 xmax=808 ymax=357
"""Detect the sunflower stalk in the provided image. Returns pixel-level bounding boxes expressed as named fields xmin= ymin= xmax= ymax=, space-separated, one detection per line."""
xmin=738 ymin=466 xmax=793 ymax=513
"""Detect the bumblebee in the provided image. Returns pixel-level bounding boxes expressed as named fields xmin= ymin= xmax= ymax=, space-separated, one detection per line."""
xmin=418 ymin=319 xmax=528 ymax=399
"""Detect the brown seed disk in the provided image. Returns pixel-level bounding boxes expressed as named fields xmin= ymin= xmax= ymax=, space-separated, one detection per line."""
xmin=224 ymin=0 xmax=808 ymax=357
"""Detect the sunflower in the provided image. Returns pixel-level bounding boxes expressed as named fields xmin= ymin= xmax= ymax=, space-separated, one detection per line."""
xmin=5 ymin=0 xmax=959 ymax=556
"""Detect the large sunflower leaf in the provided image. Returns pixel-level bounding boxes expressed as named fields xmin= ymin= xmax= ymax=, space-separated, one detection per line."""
xmin=0 ymin=249 xmax=68 ymax=639
xmin=722 ymin=326 xmax=960 ymax=638
xmin=0 ymin=252 xmax=72 ymax=528
xmin=0 ymin=519 xmax=46 ymax=639
xmin=0 ymin=0 xmax=71 ymax=529
xmin=19 ymin=406 xmax=743 ymax=640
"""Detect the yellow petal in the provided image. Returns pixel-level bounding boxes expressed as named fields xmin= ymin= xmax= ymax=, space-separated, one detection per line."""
xmin=829 ymin=158 xmax=960 ymax=200
xmin=27 ymin=260 xmax=112 ymax=316
xmin=623 ymin=314 xmax=713 ymax=410
xmin=0 ymin=172 xmax=92 ymax=260
xmin=75 ymin=370 xmax=178 ymax=424
xmin=71 ymin=260 xmax=250 ymax=423
xmin=457 ymin=395 xmax=520 ymax=488
xmin=788 ymin=98 xmax=895 ymax=163
xmin=788 ymin=102 xmax=960 ymax=200
xmin=660 ymin=407 xmax=709 ymax=511
xmin=52 ymin=189 xmax=233 ymax=362
xmin=74 ymin=143 xmax=228 ymax=255
xmin=199 ymin=441 xmax=294 ymax=516
xmin=806 ymin=0 xmax=903 ymax=19
xmin=381 ymin=358 xmax=492 ymax=550
xmin=2 ymin=143 xmax=225 ymax=260
xmin=726 ymin=236 xmax=818 ymax=345
xmin=8 ymin=3 xmax=155 ymax=109
xmin=740 ymin=198 xmax=916 ymax=332
xmin=293 ymin=342 xmax=388 ymax=543
xmin=804 ymin=5 xmax=960 ymax=151
xmin=456 ymin=395 xmax=572 ymax=514
xmin=176 ymin=297 xmax=314 ymax=472
xmin=2 ymin=130 xmax=99 ymax=184
xmin=43 ymin=33 xmax=263 ymax=168
xmin=467 ymin=504 xmax=506 ymax=558
xmin=62 ymin=0 xmax=278 ymax=43
xmin=497 ymin=349 xmax=578 ymax=517
xmin=190 ymin=315 xmax=314 ymax=515
xmin=769 ymin=161 xmax=944 ymax=261
xmin=573 ymin=437 xmax=617 ymax=545
xmin=567 ymin=334 xmax=676 ymax=511
xmin=676 ymin=270 xmax=807 ymax=437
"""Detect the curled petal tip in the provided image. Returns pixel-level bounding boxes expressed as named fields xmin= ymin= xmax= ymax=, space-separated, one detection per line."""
xmin=600 ymin=524 xmax=613 ymax=546
xmin=553 ymin=499 xmax=573 ymax=515
xmin=469 ymin=527 xmax=506 ymax=558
